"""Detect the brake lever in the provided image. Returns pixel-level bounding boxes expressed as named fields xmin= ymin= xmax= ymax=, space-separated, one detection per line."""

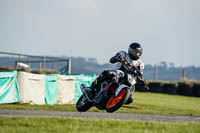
xmin=145 ymin=86 xmax=150 ymax=90
xmin=136 ymin=73 xmax=149 ymax=90
xmin=143 ymin=79 xmax=149 ymax=90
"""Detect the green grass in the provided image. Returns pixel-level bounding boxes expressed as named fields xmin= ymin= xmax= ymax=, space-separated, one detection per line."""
xmin=1 ymin=92 xmax=200 ymax=133
xmin=0 ymin=104 xmax=77 ymax=112
xmin=0 ymin=117 xmax=200 ymax=133
xmin=0 ymin=92 xmax=200 ymax=116
xmin=117 ymin=92 xmax=200 ymax=116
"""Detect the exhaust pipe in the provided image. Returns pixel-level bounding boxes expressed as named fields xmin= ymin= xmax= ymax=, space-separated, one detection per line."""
xmin=80 ymin=84 xmax=94 ymax=102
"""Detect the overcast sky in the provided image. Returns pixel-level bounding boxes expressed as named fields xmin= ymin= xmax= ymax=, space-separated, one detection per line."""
xmin=0 ymin=0 xmax=200 ymax=67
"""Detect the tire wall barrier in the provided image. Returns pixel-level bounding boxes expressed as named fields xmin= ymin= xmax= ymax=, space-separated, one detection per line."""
xmin=193 ymin=83 xmax=200 ymax=97
xmin=135 ymin=81 xmax=200 ymax=97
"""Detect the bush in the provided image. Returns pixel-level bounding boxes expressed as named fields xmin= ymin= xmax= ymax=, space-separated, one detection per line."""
xmin=0 ymin=66 xmax=15 ymax=72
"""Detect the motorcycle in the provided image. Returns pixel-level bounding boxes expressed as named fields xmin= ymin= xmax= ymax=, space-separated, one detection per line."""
xmin=76 ymin=56 xmax=148 ymax=113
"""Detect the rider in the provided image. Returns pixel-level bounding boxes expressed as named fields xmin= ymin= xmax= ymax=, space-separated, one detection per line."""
xmin=87 ymin=42 xmax=146 ymax=104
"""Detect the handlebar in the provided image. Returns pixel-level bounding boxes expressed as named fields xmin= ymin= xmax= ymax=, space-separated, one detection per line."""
xmin=116 ymin=55 xmax=149 ymax=90
xmin=119 ymin=57 xmax=143 ymax=79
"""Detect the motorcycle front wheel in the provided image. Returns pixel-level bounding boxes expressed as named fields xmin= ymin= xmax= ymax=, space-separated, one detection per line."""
xmin=105 ymin=88 xmax=130 ymax=113
xmin=76 ymin=95 xmax=93 ymax=112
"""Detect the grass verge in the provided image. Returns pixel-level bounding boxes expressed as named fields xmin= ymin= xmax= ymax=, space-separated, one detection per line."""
xmin=0 ymin=117 xmax=200 ymax=133
xmin=0 ymin=92 xmax=200 ymax=116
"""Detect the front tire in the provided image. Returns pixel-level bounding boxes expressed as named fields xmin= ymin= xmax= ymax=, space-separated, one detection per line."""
xmin=76 ymin=95 xmax=93 ymax=112
xmin=106 ymin=88 xmax=130 ymax=113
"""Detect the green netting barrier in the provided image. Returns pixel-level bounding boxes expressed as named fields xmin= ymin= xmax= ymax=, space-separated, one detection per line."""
xmin=73 ymin=74 xmax=96 ymax=103
xmin=73 ymin=74 xmax=96 ymax=104
xmin=0 ymin=71 xmax=20 ymax=104
xmin=45 ymin=75 xmax=58 ymax=104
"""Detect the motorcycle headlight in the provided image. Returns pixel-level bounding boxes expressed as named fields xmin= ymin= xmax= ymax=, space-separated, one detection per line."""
xmin=116 ymin=70 xmax=124 ymax=78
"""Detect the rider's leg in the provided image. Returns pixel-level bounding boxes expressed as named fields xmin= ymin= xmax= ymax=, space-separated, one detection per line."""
xmin=90 ymin=70 xmax=116 ymax=92
xmin=83 ymin=70 xmax=116 ymax=100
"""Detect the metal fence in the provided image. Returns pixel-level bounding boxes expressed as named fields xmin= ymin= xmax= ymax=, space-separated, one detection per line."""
xmin=0 ymin=51 xmax=71 ymax=73
xmin=144 ymin=65 xmax=200 ymax=81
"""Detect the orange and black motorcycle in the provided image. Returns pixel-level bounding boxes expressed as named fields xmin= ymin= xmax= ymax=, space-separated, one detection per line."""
xmin=76 ymin=58 xmax=147 ymax=113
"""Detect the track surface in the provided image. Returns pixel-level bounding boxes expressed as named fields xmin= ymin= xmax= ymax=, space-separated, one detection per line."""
xmin=0 ymin=109 xmax=200 ymax=122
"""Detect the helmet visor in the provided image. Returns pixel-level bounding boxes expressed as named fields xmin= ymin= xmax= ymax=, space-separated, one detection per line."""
xmin=129 ymin=49 xmax=142 ymax=58
xmin=135 ymin=50 xmax=142 ymax=57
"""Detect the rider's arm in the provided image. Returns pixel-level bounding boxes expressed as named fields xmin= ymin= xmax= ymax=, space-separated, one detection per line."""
xmin=109 ymin=52 xmax=122 ymax=64
xmin=135 ymin=62 xmax=148 ymax=88
xmin=109 ymin=56 xmax=118 ymax=64
xmin=135 ymin=61 xmax=145 ymax=83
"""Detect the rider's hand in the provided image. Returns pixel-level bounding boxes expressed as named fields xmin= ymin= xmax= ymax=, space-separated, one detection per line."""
xmin=143 ymin=80 xmax=149 ymax=90
xmin=115 ymin=53 xmax=123 ymax=62
xmin=110 ymin=53 xmax=123 ymax=64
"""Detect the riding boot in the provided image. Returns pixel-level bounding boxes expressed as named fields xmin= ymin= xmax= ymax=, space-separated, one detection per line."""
xmin=90 ymin=77 xmax=102 ymax=92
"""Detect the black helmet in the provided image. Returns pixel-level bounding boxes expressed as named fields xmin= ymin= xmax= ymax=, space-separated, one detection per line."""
xmin=128 ymin=43 xmax=143 ymax=60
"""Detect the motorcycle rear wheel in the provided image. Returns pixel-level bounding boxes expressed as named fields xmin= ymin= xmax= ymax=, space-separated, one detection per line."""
xmin=76 ymin=95 xmax=93 ymax=112
xmin=105 ymin=88 xmax=130 ymax=113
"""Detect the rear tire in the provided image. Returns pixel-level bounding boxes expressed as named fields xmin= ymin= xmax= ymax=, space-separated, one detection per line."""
xmin=106 ymin=88 xmax=130 ymax=113
xmin=76 ymin=95 xmax=93 ymax=112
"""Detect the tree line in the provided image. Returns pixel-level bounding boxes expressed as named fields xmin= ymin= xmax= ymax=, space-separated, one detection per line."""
xmin=0 ymin=57 xmax=200 ymax=81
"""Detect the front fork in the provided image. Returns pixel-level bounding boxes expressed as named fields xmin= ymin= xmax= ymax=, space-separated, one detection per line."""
xmin=115 ymin=84 xmax=129 ymax=96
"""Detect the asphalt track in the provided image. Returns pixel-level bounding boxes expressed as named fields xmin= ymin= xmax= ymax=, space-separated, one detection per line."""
xmin=0 ymin=109 xmax=200 ymax=122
